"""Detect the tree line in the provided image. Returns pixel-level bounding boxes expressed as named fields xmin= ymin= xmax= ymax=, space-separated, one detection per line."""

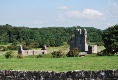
xmin=0 ymin=24 xmax=103 ymax=48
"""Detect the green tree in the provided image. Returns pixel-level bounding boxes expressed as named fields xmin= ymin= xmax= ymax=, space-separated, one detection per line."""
xmin=0 ymin=33 xmax=9 ymax=44
xmin=102 ymin=24 xmax=118 ymax=55
xmin=0 ymin=24 xmax=103 ymax=47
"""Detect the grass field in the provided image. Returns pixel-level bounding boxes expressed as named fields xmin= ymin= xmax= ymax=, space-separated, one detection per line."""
xmin=0 ymin=44 xmax=116 ymax=72
xmin=0 ymin=55 xmax=118 ymax=72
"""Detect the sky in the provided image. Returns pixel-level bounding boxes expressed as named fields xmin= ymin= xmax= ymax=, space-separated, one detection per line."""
xmin=0 ymin=0 xmax=118 ymax=30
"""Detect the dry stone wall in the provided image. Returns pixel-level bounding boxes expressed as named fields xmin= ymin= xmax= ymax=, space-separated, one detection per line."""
xmin=0 ymin=70 xmax=118 ymax=80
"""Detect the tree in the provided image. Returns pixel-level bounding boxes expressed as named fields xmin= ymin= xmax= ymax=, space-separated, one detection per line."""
xmin=0 ymin=24 xmax=103 ymax=47
xmin=102 ymin=24 xmax=118 ymax=55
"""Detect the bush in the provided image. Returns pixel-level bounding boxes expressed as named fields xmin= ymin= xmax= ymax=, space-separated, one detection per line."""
xmin=51 ymin=50 xmax=64 ymax=58
xmin=97 ymin=49 xmax=115 ymax=56
xmin=66 ymin=48 xmax=80 ymax=57
xmin=17 ymin=54 xmax=23 ymax=58
xmin=5 ymin=51 xmax=14 ymax=59
xmin=37 ymin=54 xmax=42 ymax=58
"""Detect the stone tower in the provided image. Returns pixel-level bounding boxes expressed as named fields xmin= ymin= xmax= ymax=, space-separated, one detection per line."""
xmin=70 ymin=29 xmax=88 ymax=52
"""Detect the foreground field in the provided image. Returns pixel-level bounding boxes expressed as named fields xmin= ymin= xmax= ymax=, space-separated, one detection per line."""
xmin=0 ymin=55 xmax=118 ymax=72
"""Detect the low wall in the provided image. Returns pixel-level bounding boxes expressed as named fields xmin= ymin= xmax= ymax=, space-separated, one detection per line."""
xmin=18 ymin=45 xmax=47 ymax=56
xmin=0 ymin=70 xmax=118 ymax=80
xmin=21 ymin=50 xmax=47 ymax=56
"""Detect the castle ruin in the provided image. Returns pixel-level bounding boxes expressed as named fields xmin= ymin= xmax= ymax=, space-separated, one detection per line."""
xmin=70 ymin=29 xmax=97 ymax=54
xmin=18 ymin=45 xmax=47 ymax=56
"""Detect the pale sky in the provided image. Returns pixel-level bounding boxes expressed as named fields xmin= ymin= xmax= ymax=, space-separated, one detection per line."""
xmin=0 ymin=0 xmax=118 ymax=30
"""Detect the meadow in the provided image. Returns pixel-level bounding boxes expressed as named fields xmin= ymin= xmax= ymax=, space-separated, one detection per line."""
xmin=0 ymin=44 xmax=117 ymax=72
xmin=0 ymin=54 xmax=118 ymax=72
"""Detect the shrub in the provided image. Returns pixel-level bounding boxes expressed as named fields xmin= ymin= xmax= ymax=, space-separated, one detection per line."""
xmin=97 ymin=51 xmax=104 ymax=56
xmin=51 ymin=50 xmax=63 ymax=58
xmin=17 ymin=54 xmax=23 ymax=58
xmin=37 ymin=54 xmax=42 ymax=58
xmin=60 ymin=53 xmax=67 ymax=58
xmin=66 ymin=48 xmax=80 ymax=57
xmin=5 ymin=51 xmax=14 ymax=59
xmin=97 ymin=48 xmax=116 ymax=56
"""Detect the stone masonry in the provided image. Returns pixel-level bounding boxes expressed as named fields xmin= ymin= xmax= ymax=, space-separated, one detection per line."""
xmin=18 ymin=45 xmax=47 ymax=56
xmin=0 ymin=70 xmax=118 ymax=80
xmin=70 ymin=29 xmax=97 ymax=54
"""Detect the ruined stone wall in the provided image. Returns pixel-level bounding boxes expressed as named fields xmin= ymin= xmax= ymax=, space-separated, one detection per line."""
xmin=88 ymin=45 xmax=97 ymax=54
xmin=21 ymin=50 xmax=47 ymax=56
xmin=18 ymin=45 xmax=47 ymax=56
xmin=70 ymin=36 xmax=75 ymax=50
xmin=0 ymin=70 xmax=118 ymax=80
xmin=70 ymin=29 xmax=97 ymax=54
xmin=70 ymin=29 xmax=88 ymax=52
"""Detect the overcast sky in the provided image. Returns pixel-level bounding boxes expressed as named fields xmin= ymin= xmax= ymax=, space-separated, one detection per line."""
xmin=0 ymin=0 xmax=118 ymax=30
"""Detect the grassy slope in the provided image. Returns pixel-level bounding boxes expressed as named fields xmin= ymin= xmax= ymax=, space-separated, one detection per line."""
xmin=0 ymin=55 xmax=118 ymax=72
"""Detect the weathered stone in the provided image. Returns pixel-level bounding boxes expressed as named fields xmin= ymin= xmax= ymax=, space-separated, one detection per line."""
xmin=70 ymin=29 xmax=98 ymax=54
xmin=88 ymin=45 xmax=97 ymax=54
xmin=18 ymin=45 xmax=47 ymax=56
xmin=0 ymin=70 xmax=117 ymax=79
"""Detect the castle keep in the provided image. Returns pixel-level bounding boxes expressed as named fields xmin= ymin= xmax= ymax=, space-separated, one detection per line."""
xmin=70 ymin=29 xmax=97 ymax=54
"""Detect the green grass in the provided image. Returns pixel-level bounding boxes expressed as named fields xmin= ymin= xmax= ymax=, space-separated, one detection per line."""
xmin=0 ymin=44 xmax=117 ymax=72
xmin=0 ymin=55 xmax=118 ymax=72
xmin=97 ymin=46 xmax=105 ymax=51
xmin=47 ymin=43 xmax=69 ymax=54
